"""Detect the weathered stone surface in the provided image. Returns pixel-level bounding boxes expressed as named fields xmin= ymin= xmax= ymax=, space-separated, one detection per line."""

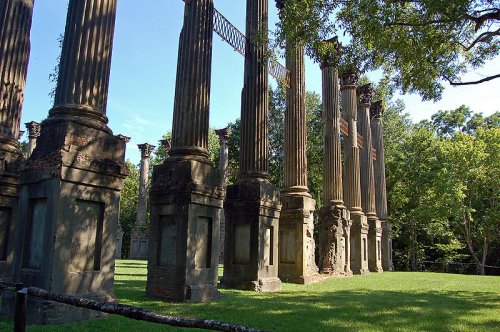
xmin=146 ymin=0 xmax=223 ymax=302
xmin=371 ymin=101 xmax=394 ymax=271
xmin=147 ymin=159 xmax=223 ymax=302
xmin=0 ymin=0 xmax=34 ymax=281
xmin=25 ymin=121 xmax=40 ymax=157
xmin=222 ymin=178 xmax=282 ymax=292
xmin=341 ymin=69 xmax=369 ymax=275
xmin=115 ymin=223 xmax=123 ymax=259
xmin=357 ymin=84 xmax=383 ymax=273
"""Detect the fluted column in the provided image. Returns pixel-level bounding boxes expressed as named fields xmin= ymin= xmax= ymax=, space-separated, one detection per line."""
xmin=216 ymin=128 xmax=229 ymax=188
xmin=136 ymin=143 xmax=154 ymax=227
xmin=0 ymin=0 xmax=34 ymax=152
xmin=48 ymin=0 xmax=117 ymax=132
xmin=239 ymin=0 xmax=269 ymax=179
xmin=169 ymin=0 xmax=214 ymax=160
xmin=283 ymin=43 xmax=308 ymax=194
xmin=341 ymin=69 xmax=369 ymax=275
xmin=371 ymin=101 xmax=393 ymax=271
xmin=25 ymin=121 xmax=40 ymax=157
xmin=341 ymin=70 xmax=362 ymax=212
xmin=358 ymin=84 xmax=383 ymax=272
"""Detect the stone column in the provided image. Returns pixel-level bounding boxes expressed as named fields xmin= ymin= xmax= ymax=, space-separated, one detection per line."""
xmin=24 ymin=121 xmax=40 ymax=157
xmin=215 ymin=128 xmax=229 ymax=264
xmin=11 ymin=0 xmax=128 ymax=324
xmin=371 ymin=101 xmax=393 ymax=271
xmin=129 ymin=143 xmax=154 ymax=260
xmin=318 ymin=40 xmax=351 ymax=276
xmin=358 ymin=84 xmax=383 ymax=273
xmin=115 ymin=134 xmax=129 ymax=260
xmin=222 ymin=0 xmax=282 ymax=293
xmin=341 ymin=69 xmax=369 ymax=275
xmin=0 ymin=0 xmax=34 ymax=281
xmin=278 ymin=36 xmax=317 ymax=284
xmin=160 ymin=139 xmax=171 ymax=156
xmin=147 ymin=0 xmax=223 ymax=302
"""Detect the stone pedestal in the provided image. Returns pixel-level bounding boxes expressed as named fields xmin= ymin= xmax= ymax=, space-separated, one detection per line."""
xmin=115 ymin=224 xmax=124 ymax=259
xmin=279 ymin=195 xmax=317 ymax=284
xmin=0 ymin=0 xmax=34 ymax=282
xmin=221 ymin=178 xmax=282 ymax=292
xmin=146 ymin=159 xmax=222 ymax=302
xmin=130 ymin=226 xmax=149 ymax=260
xmin=368 ymin=218 xmax=383 ymax=272
xmin=349 ymin=213 xmax=370 ymax=275
xmin=318 ymin=205 xmax=350 ymax=275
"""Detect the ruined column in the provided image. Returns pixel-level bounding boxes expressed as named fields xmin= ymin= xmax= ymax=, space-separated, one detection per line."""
xmin=115 ymin=134 xmax=130 ymax=260
xmin=147 ymin=0 xmax=223 ymax=302
xmin=215 ymin=128 xmax=229 ymax=264
xmin=0 ymin=0 xmax=34 ymax=281
xmin=371 ymin=101 xmax=393 ymax=271
xmin=358 ymin=85 xmax=383 ymax=273
xmin=341 ymin=69 xmax=369 ymax=275
xmin=11 ymin=0 xmax=128 ymax=324
xmin=318 ymin=39 xmax=351 ymax=276
xmin=130 ymin=143 xmax=154 ymax=260
xmin=24 ymin=121 xmax=40 ymax=157
xmin=222 ymin=0 xmax=282 ymax=292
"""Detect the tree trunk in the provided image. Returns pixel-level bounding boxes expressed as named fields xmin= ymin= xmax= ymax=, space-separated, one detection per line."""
xmin=480 ymin=236 xmax=488 ymax=275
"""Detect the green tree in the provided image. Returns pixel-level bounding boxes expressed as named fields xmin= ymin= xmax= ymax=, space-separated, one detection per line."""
xmin=275 ymin=0 xmax=500 ymax=100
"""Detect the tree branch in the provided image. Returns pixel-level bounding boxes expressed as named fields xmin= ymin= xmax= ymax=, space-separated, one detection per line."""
xmin=464 ymin=28 xmax=500 ymax=51
xmin=444 ymin=73 xmax=500 ymax=86
xmin=464 ymin=9 xmax=500 ymax=31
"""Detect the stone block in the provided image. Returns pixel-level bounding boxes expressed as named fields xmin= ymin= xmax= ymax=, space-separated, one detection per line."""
xmin=349 ymin=212 xmax=370 ymax=275
xmin=368 ymin=216 xmax=383 ymax=273
xmin=147 ymin=158 xmax=223 ymax=302
xmin=221 ymin=178 xmax=282 ymax=292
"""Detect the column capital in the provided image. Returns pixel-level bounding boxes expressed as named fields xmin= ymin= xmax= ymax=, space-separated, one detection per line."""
xmin=340 ymin=69 xmax=360 ymax=87
xmin=215 ymin=128 xmax=230 ymax=145
xmin=357 ymin=84 xmax=374 ymax=106
xmin=25 ymin=121 xmax=41 ymax=138
xmin=138 ymin=143 xmax=155 ymax=158
xmin=116 ymin=134 xmax=131 ymax=143
xmin=160 ymin=139 xmax=171 ymax=154
xmin=370 ymin=100 xmax=384 ymax=119
xmin=320 ymin=37 xmax=342 ymax=69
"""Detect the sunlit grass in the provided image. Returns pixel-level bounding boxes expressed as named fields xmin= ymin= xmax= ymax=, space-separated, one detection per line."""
xmin=1 ymin=260 xmax=499 ymax=331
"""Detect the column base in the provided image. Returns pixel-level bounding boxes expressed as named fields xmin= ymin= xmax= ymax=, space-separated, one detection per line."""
xmin=368 ymin=216 xmax=383 ymax=273
xmin=221 ymin=178 xmax=282 ymax=293
xmin=147 ymin=158 xmax=223 ymax=302
xmin=318 ymin=205 xmax=350 ymax=275
xmin=278 ymin=194 xmax=318 ymax=285
xmin=129 ymin=226 xmax=149 ymax=260
xmin=350 ymin=212 xmax=370 ymax=275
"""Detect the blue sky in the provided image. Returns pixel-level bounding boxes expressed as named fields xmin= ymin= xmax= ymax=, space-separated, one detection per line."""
xmin=22 ymin=1 xmax=500 ymax=164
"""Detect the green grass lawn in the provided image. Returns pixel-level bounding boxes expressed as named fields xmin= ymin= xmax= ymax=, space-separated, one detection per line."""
xmin=1 ymin=260 xmax=499 ymax=331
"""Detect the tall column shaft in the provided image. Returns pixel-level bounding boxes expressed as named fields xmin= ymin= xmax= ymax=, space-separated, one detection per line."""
xmin=170 ymin=0 xmax=214 ymax=159
xmin=283 ymin=43 xmax=307 ymax=193
xmin=239 ymin=0 xmax=269 ymax=178
xmin=358 ymin=85 xmax=376 ymax=217
xmin=0 ymin=0 xmax=34 ymax=149
xmin=50 ymin=0 xmax=117 ymax=130
xmin=341 ymin=72 xmax=362 ymax=212
xmin=322 ymin=66 xmax=343 ymax=205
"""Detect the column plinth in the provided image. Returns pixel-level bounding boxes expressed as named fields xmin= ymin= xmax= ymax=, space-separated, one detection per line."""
xmin=147 ymin=0 xmax=223 ymax=303
xmin=358 ymin=84 xmax=383 ymax=273
xmin=371 ymin=101 xmax=393 ymax=271
xmin=341 ymin=69 xmax=369 ymax=275
xmin=318 ymin=40 xmax=350 ymax=276
xmin=0 ymin=0 xmax=34 ymax=282
xmin=222 ymin=0 xmax=282 ymax=292
xmin=9 ymin=0 xmax=128 ymax=324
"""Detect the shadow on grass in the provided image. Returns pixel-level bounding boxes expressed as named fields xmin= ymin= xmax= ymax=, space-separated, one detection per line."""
xmin=113 ymin=275 xmax=499 ymax=331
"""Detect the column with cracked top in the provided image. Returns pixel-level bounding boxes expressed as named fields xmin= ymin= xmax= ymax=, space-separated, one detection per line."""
xmin=358 ymin=84 xmax=383 ymax=272
xmin=11 ymin=0 xmax=128 ymax=324
xmin=130 ymin=143 xmax=155 ymax=260
xmin=0 ymin=0 xmax=34 ymax=281
xmin=215 ymin=128 xmax=229 ymax=264
xmin=147 ymin=0 xmax=223 ymax=302
xmin=25 ymin=121 xmax=40 ymax=157
xmin=318 ymin=40 xmax=351 ymax=276
xmin=222 ymin=0 xmax=282 ymax=292
xmin=371 ymin=101 xmax=393 ymax=271
xmin=341 ymin=69 xmax=370 ymax=275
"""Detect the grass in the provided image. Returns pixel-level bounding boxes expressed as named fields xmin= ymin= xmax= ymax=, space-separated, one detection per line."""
xmin=1 ymin=260 xmax=499 ymax=331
